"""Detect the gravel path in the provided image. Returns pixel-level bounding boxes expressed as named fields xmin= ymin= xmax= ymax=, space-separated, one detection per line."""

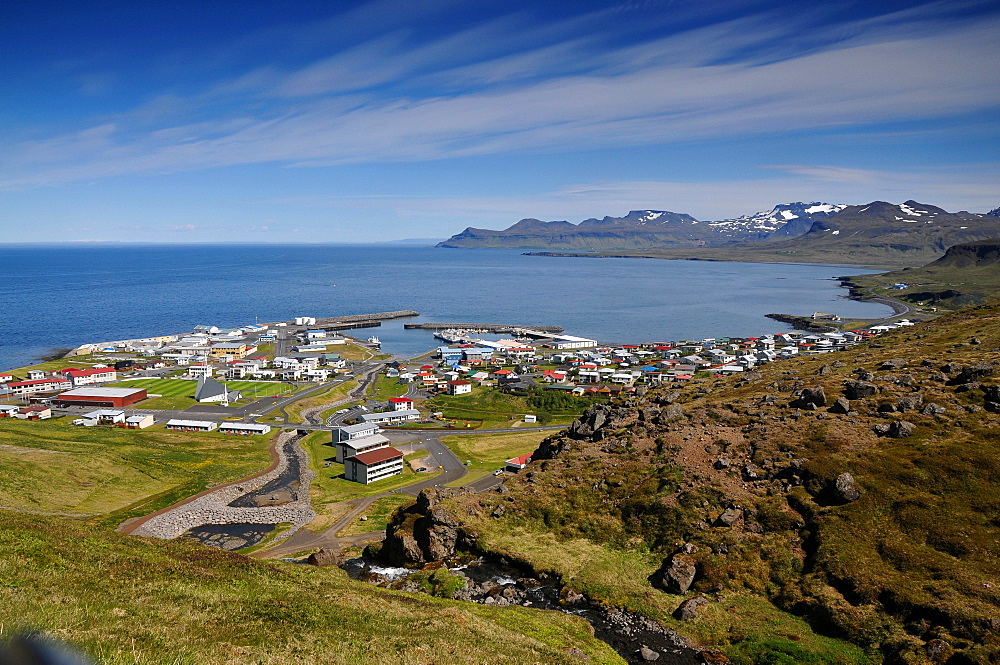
xmin=128 ymin=430 xmax=316 ymax=540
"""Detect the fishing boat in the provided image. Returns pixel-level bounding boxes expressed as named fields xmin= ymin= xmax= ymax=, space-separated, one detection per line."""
xmin=367 ymin=336 xmax=381 ymax=347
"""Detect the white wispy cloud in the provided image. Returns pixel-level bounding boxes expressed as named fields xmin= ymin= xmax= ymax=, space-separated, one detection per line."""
xmin=2 ymin=3 xmax=998 ymax=189
xmin=263 ymin=163 xmax=1000 ymax=226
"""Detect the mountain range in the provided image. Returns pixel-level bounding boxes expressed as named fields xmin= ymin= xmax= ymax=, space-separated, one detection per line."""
xmin=438 ymin=200 xmax=1000 ymax=266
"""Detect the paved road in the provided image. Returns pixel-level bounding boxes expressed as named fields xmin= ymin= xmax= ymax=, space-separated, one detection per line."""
xmin=255 ymin=435 xmax=468 ymax=559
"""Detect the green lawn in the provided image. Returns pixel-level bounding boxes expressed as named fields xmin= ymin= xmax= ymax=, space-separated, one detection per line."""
xmin=442 ymin=430 xmax=549 ymax=480
xmin=337 ymin=494 xmax=414 ymax=537
xmin=5 ymin=357 xmax=106 ymax=379
xmin=0 ymin=417 xmax=273 ymax=523
xmin=109 ymin=378 xmax=295 ymax=410
xmin=370 ymin=374 xmax=408 ymax=399
xmin=284 ymin=379 xmax=358 ymax=422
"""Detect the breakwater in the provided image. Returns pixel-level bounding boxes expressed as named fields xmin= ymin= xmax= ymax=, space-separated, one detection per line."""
xmin=403 ymin=322 xmax=563 ymax=332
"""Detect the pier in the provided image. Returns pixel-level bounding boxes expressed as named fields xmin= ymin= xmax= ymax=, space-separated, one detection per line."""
xmin=403 ymin=322 xmax=564 ymax=333
xmin=267 ymin=310 xmax=419 ymax=331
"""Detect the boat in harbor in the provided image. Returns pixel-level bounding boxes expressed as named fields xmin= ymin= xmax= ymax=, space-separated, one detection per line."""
xmin=367 ymin=336 xmax=381 ymax=347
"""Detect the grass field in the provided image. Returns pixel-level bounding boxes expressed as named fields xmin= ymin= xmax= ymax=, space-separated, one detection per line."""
xmin=0 ymin=511 xmax=620 ymax=665
xmin=337 ymin=494 xmax=414 ymax=537
xmin=110 ymin=378 xmax=295 ymax=410
xmin=5 ymin=358 xmax=104 ymax=379
xmin=284 ymin=379 xmax=358 ymax=422
xmin=427 ymin=385 xmax=581 ymax=428
xmin=0 ymin=417 xmax=273 ymax=523
xmin=442 ymin=430 xmax=550 ymax=484
xmin=370 ymin=374 xmax=408 ymax=399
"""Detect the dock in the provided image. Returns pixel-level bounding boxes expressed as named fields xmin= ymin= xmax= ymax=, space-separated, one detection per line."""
xmin=403 ymin=322 xmax=564 ymax=333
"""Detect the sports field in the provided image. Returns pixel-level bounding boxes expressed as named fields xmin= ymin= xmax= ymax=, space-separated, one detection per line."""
xmin=111 ymin=378 xmax=295 ymax=409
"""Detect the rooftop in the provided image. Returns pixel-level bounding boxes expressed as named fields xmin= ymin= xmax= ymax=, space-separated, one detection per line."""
xmin=349 ymin=446 xmax=403 ymax=466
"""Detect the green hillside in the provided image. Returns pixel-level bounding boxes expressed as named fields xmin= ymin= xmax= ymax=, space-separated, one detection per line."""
xmin=0 ymin=512 xmax=619 ymax=665
xmin=425 ymin=302 xmax=1000 ymax=663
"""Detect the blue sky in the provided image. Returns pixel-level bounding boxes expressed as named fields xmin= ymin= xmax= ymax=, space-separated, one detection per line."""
xmin=2 ymin=0 xmax=998 ymax=243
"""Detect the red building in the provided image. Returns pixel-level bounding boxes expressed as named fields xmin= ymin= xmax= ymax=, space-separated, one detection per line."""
xmin=53 ymin=387 xmax=147 ymax=408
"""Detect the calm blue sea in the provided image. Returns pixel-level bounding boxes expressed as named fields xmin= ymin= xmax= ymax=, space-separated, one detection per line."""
xmin=0 ymin=244 xmax=891 ymax=372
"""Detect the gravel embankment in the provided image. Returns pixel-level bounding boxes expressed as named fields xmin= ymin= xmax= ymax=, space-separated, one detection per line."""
xmin=131 ymin=430 xmax=316 ymax=540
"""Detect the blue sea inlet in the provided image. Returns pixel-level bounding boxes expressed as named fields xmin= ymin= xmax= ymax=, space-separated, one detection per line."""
xmin=0 ymin=244 xmax=891 ymax=371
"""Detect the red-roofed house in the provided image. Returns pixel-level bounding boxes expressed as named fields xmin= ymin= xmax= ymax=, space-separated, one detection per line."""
xmin=59 ymin=367 xmax=118 ymax=386
xmin=344 ymin=446 xmax=404 ymax=484
xmin=17 ymin=406 xmax=52 ymax=420
xmin=6 ymin=379 xmax=72 ymax=396
xmin=505 ymin=453 xmax=533 ymax=472
xmin=448 ymin=380 xmax=472 ymax=395
xmin=387 ymin=397 xmax=414 ymax=411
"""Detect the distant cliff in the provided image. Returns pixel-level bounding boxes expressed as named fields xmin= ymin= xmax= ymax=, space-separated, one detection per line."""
xmin=926 ymin=238 xmax=1000 ymax=268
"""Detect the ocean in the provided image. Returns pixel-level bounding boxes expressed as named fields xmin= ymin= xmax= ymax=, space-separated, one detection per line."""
xmin=0 ymin=244 xmax=891 ymax=371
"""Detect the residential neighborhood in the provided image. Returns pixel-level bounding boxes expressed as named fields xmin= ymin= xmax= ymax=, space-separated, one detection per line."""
xmin=0 ymin=312 xmax=914 ymax=489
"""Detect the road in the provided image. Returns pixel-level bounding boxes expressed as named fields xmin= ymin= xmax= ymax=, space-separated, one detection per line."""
xmin=256 ymin=435 xmax=471 ymax=559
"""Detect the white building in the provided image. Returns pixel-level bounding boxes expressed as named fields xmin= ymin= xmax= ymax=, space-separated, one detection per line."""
xmin=344 ymin=447 xmax=404 ymax=485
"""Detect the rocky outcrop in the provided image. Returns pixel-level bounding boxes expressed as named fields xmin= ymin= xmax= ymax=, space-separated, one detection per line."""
xmin=843 ymin=380 xmax=877 ymax=399
xmin=674 ymin=596 xmax=711 ymax=621
xmin=833 ymin=473 xmax=862 ymax=504
xmin=381 ymin=488 xmax=473 ymax=565
xmin=792 ymin=386 xmax=826 ymax=409
xmin=657 ymin=545 xmax=699 ymax=594
xmin=564 ymin=403 xmax=636 ymax=442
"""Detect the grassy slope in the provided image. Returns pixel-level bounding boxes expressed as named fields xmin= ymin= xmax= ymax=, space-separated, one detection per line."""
xmin=0 ymin=512 xmax=621 ymax=665
xmin=0 ymin=417 xmax=272 ymax=523
xmin=442 ymin=303 xmax=1000 ymax=663
xmin=845 ymin=261 xmax=1000 ymax=312
xmin=443 ymin=430 xmax=551 ymax=484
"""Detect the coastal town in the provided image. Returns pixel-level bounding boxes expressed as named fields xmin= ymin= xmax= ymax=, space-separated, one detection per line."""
xmin=0 ymin=309 xmax=914 ymax=499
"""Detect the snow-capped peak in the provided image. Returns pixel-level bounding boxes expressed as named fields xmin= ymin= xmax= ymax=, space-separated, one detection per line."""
xmin=709 ymin=202 xmax=846 ymax=238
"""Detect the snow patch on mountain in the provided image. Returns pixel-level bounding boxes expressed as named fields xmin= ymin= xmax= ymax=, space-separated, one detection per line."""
xmin=709 ymin=202 xmax=847 ymax=238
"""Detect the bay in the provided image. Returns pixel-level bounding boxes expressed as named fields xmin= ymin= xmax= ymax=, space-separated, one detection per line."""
xmin=0 ymin=244 xmax=890 ymax=372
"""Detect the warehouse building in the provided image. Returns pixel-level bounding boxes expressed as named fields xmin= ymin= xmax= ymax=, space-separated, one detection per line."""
xmin=53 ymin=387 xmax=147 ymax=408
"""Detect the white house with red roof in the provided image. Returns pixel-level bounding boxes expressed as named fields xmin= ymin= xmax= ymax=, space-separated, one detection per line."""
xmin=448 ymin=380 xmax=472 ymax=395
xmin=59 ymin=367 xmax=118 ymax=387
xmin=505 ymin=452 xmax=533 ymax=472
xmin=387 ymin=397 xmax=414 ymax=411
xmin=344 ymin=446 xmax=404 ymax=484
xmin=6 ymin=378 xmax=73 ymax=396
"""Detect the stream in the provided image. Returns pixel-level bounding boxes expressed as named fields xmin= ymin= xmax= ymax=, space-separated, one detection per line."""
xmin=343 ymin=555 xmax=704 ymax=665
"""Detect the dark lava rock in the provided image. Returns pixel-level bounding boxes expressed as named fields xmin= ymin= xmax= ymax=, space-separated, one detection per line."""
xmin=955 ymin=382 xmax=981 ymax=393
xmin=928 ymin=372 xmax=948 ymax=382
xmin=921 ymin=403 xmax=947 ymax=415
xmin=715 ymin=508 xmax=743 ymax=527
xmin=834 ymin=473 xmax=862 ymax=503
xmin=659 ymin=551 xmax=698 ymax=594
xmin=741 ymin=463 xmax=761 ymax=481
xmin=880 ymin=358 xmax=907 ymax=370
xmin=829 ymin=397 xmax=851 ymax=414
xmin=814 ymin=364 xmax=833 ymax=376
xmin=656 ymin=391 xmax=682 ymax=405
xmin=950 ymin=362 xmax=994 ymax=385
xmin=674 ymin=596 xmax=711 ymax=621
xmin=306 ymin=548 xmax=343 ymax=567
xmin=843 ymin=380 xmax=877 ymax=399
xmin=896 ymin=393 xmax=923 ymax=412
xmin=877 ymin=403 xmax=897 ymax=413
xmin=661 ymin=404 xmax=684 ymax=421
xmin=713 ymin=458 xmax=731 ymax=470
xmin=889 ymin=421 xmax=915 ymax=438
xmin=792 ymin=386 xmax=826 ymax=409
